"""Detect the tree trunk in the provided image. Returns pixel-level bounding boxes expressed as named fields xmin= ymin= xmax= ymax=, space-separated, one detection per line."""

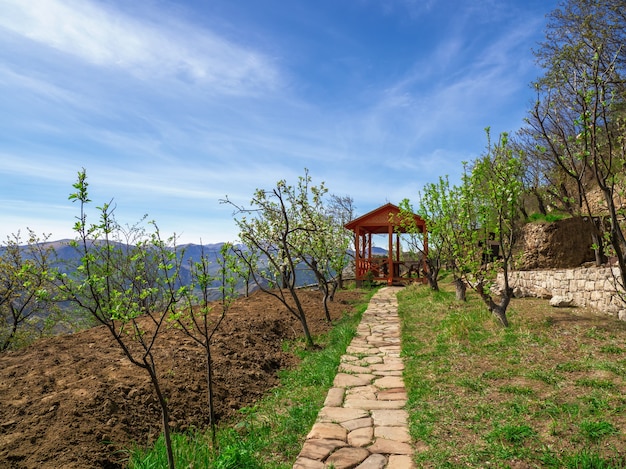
xmin=287 ymin=288 xmax=315 ymax=347
xmin=591 ymin=230 xmax=604 ymax=267
xmin=206 ymin=345 xmax=217 ymax=449
xmin=328 ymin=279 xmax=339 ymax=301
xmin=426 ymin=269 xmax=439 ymax=291
xmin=337 ymin=272 xmax=344 ymax=291
xmin=147 ymin=363 xmax=175 ymax=469
xmin=534 ymin=188 xmax=547 ymax=216
xmin=476 ymin=282 xmax=510 ymax=328
xmin=454 ymin=278 xmax=466 ymax=302
xmin=320 ymin=280 xmax=331 ymax=322
xmin=490 ymin=303 xmax=509 ymax=328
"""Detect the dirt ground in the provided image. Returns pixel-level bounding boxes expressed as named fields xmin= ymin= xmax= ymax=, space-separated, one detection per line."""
xmin=0 ymin=288 xmax=366 ymax=469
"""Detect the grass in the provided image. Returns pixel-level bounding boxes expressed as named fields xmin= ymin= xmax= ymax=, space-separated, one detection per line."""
xmin=398 ymin=281 xmax=626 ymax=468
xmin=127 ymin=287 xmax=376 ymax=469
xmin=528 ymin=212 xmax=570 ymax=223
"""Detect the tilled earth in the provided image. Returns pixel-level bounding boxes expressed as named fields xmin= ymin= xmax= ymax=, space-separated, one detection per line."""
xmin=0 ymin=289 xmax=365 ymax=469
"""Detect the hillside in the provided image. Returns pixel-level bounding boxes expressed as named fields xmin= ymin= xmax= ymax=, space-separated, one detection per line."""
xmin=0 ymin=288 xmax=366 ymax=469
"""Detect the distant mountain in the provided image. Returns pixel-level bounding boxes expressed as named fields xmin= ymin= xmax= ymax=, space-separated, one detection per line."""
xmin=10 ymin=240 xmax=321 ymax=299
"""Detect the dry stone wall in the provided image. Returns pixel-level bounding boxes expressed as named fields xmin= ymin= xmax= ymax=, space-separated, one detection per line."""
xmin=498 ymin=267 xmax=626 ymax=321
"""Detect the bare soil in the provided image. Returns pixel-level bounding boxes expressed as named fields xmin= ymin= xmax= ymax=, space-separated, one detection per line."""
xmin=0 ymin=289 xmax=366 ymax=469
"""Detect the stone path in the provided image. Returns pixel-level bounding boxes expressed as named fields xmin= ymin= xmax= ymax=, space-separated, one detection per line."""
xmin=293 ymin=286 xmax=415 ymax=469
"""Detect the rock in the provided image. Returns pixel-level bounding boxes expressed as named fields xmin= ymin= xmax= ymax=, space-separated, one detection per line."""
xmin=325 ymin=447 xmax=370 ymax=468
xmin=550 ymin=295 xmax=574 ymax=307
xmin=348 ymin=426 xmax=374 ymax=447
xmin=355 ymin=453 xmax=387 ymax=469
xmin=306 ymin=422 xmax=347 ymax=441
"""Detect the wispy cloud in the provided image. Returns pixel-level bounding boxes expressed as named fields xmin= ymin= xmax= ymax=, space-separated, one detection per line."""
xmin=0 ymin=0 xmax=280 ymax=95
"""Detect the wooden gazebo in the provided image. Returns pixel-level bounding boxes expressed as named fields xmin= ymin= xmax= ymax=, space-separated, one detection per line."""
xmin=344 ymin=203 xmax=428 ymax=286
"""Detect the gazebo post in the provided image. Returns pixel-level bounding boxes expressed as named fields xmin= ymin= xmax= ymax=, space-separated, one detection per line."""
xmin=387 ymin=224 xmax=393 ymax=285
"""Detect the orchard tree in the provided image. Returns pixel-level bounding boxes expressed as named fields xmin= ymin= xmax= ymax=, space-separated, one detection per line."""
xmin=0 ymin=230 xmax=60 ymax=351
xmin=222 ymin=175 xmax=316 ymax=347
xmin=326 ymin=194 xmax=357 ymax=291
xmin=399 ymin=177 xmax=468 ymax=298
xmin=457 ymin=130 xmax=525 ymax=327
xmin=288 ymin=172 xmax=352 ymax=321
xmin=171 ymin=242 xmax=238 ymax=448
xmin=56 ymin=169 xmax=185 ymax=469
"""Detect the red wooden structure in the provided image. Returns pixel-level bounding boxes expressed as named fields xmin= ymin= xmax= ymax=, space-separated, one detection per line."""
xmin=344 ymin=203 xmax=428 ymax=286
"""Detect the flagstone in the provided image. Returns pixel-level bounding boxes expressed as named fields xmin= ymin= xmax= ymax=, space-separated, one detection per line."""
xmin=344 ymin=399 xmax=406 ymax=410
xmin=368 ymin=438 xmax=413 ymax=455
xmin=387 ymin=454 xmax=416 ymax=469
xmin=348 ymin=426 xmax=374 ymax=447
xmin=373 ymin=376 xmax=405 ymax=389
xmin=298 ymin=439 xmax=347 ymax=460
xmin=339 ymin=363 xmax=373 ymax=374
xmin=324 ymin=447 xmax=370 ymax=469
xmin=372 ymin=370 xmax=403 ymax=377
xmin=374 ymin=426 xmax=411 ymax=443
xmin=377 ymin=388 xmax=407 ymax=401
xmin=293 ymin=457 xmax=325 ymax=469
xmin=306 ymin=422 xmax=347 ymax=441
xmin=340 ymin=417 xmax=372 ymax=432
xmin=355 ymin=453 xmax=387 ymax=469
xmin=371 ymin=409 xmax=409 ymax=427
xmin=318 ymin=407 xmax=368 ymax=423
xmin=333 ymin=373 xmax=375 ymax=387
xmin=370 ymin=362 xmax=404 ymax=372
xmin=324 ymin=387 xmax=345 ymax=407
xmin=346 ymin=385 xmax=377 ymax=399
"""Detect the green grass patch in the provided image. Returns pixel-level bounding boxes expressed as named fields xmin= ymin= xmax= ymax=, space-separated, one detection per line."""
xmin=528 ymin=212 xmax=570 ymax=223
xmin=578 ymin=420 xmax=619 ymax=442
xmin=398 ymin=281 xmax=626 ymax=468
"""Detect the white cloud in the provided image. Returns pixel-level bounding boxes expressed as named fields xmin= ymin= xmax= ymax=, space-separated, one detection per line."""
xmin=0 ymin=0 xmax=280 ymax=95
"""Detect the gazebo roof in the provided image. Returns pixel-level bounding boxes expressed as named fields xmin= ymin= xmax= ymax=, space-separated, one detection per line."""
xmin=344 ymin=203 xmax=426 ymax=234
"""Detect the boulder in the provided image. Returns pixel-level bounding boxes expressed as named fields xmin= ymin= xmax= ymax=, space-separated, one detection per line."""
xmin=550 ymin=295 xmax=574 ymax=307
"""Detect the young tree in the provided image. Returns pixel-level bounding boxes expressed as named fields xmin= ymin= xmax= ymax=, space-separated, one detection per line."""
xmin=326 ymin=194 xmax=357 ymax=291
xmin=0 ymin=230 xmax=60 ymax=351
xmin=457 ymin=131 xmax=525 ymax=327
xmin=399 ymin=177 xmax=469 ymax=298
xmin=222 ymin=177 xmax=316 ymax=347
xmin=56 ymin=169 xmax=185 ymax=469
xmin=171 ymin=242 xmax=238 ymax=448
xmin=288 ymin=172 xmax=352 ymax=321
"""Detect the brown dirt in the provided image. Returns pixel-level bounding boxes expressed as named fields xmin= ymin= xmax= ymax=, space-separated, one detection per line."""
xmin=0 ymin=288 xmax=366 ymax=469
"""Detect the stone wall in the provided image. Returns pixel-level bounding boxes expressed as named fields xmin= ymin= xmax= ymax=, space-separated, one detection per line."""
xmin=498 ymin=267 xmax=626 ymax=320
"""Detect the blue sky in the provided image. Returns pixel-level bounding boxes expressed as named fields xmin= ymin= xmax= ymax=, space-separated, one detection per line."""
xmin=0 ymin=0 xmax=556 ymax=244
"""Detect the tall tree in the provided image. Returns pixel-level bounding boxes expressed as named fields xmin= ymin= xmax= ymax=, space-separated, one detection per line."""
xmin=326 ymin=194 xmax=356 ymax=291
xmin=400 ymin=176 xmax=467 ymax=298
xmin=529 ymin=0 xmax=626 ymax=293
